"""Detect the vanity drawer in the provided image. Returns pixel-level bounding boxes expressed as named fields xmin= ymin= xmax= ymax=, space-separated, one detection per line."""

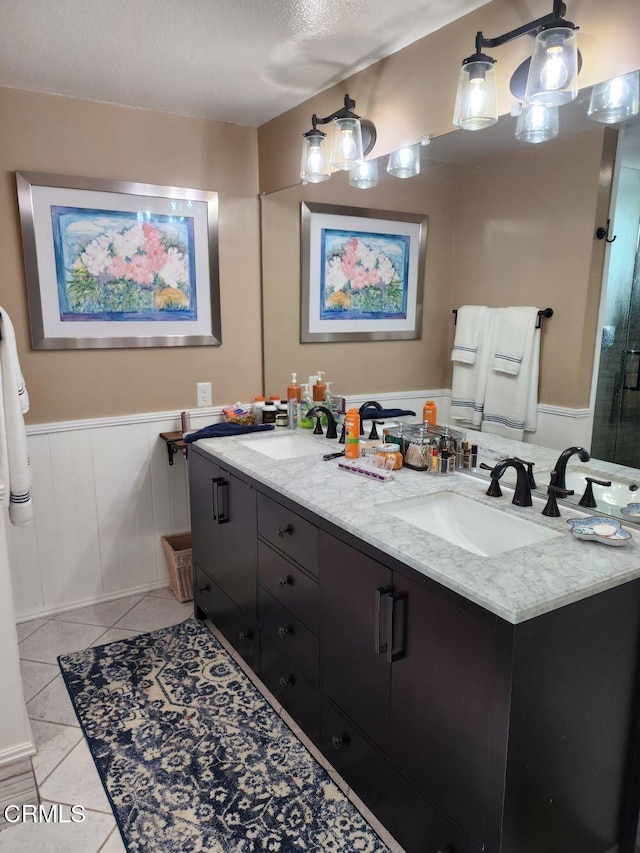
xmin=257 ymin=493 xmax=319 ymax=577
xmin=258 ymin=540 xmax=319 ymax=633
xmin=259 ymin=586 xmax=319 ymax=686
xmin=195 ymin=565 xmax=260 ymax=672
xmin=260 ymin=643 xmax=321 ymax=745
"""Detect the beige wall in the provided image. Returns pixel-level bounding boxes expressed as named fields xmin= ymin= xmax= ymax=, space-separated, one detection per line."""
xmin=258 ymin=0 xmax=640 ymax=195
xmin=0 ymin=87 xmax=262 ymax=424
xmin=261 ymin=161 xmax=458 ymax=400
xmin=261 ymin=128 xmax=612 ymax=408
xmin=451 ymin=128 xmax=610 ymax=408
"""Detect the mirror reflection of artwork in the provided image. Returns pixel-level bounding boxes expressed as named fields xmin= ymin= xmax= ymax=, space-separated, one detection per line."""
xmin=51 ymin=207 xmax=196 ymax=322
xmin=321 ymin=229 xmax=409 ymax=320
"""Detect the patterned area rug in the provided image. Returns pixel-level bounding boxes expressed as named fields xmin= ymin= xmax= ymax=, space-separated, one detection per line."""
xmin=59 ymin=618 xmax=390 ymax=852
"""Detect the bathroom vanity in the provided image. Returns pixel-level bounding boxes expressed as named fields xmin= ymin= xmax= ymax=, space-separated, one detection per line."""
xmin=189 ymin=430 xmax=640 ymax=853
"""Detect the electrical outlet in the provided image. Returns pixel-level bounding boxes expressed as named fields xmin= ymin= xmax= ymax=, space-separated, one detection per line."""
xmin=196 ymin=382 xmax=212 ymax=407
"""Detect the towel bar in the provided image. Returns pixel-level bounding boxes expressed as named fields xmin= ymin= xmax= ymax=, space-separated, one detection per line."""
xmin=452 ymin=307 xmax=553 ymax=329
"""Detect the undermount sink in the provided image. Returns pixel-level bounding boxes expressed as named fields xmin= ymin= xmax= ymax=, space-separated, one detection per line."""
xmin=239 ymin=433 xmax=327 ymax=460
xmin=378 ymin=491 xmax=561 ymax=557
xmin=563 ymin=466 xmax=640 ymax=509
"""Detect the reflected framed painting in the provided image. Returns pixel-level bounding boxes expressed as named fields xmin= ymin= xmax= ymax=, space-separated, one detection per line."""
xmin=300 ymin=201 xmax=427 ymax=343
xmin=16 ymin=172 xmax=221 ymax=349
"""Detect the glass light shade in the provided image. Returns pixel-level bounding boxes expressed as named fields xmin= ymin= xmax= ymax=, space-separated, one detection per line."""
xmin=588 ymin=71 xmax=640 ymax=124
xmin=524 ymin=26 xmax=578 ymax=106
xmin=386 ymin=144 xmax=420 ymax=179
xmin=330 ymin=116 xmax=364 ymax=170
xmin=515 ymin=104 xmax=559 ymax=143
xmin=300 ymin=134 xmax=330 ymax=183
xmin=453 ymin=59 xmax=498 ymax=131
xmin=349 ymin=159 xmax=379 ymax=189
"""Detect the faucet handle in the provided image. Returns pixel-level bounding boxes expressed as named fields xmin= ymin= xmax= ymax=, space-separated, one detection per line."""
xmin=542 ymin=484 xmax=575 ymax=517
xmin=514 ymin=457 xmax=537 ymax=490
xmin=578 ymin=477 xmax=612 ymax=509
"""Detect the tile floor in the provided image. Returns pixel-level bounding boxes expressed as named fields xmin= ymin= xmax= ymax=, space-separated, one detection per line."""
xmin=4 ymin=587 xmax=404 ymax=853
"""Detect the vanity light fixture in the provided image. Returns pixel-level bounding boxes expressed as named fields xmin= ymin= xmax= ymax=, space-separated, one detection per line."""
xmin=587 ymin=70 xmax=640 ymax=124
xmin=387 ymin=143 xmax=421 ymax=179
xmin=515 ymin=104 xmax=559 ymax=143
xmin=349 ymin=158 xmax=379 ymax=189
xmin=300 ymin=94 xmax=377 ymax=184
xmin=454 ymin=0 xmax=579 ymax=132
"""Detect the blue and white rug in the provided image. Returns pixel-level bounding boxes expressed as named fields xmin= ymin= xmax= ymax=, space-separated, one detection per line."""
xmin=58 ymin=618 xmax=391 ymax=852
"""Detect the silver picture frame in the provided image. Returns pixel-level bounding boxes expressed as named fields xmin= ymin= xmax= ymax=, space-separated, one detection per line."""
xmin=16 ymin=171 xmax=221 ymax=349
xmin=300 ymin=201 xmax=427 ymax=343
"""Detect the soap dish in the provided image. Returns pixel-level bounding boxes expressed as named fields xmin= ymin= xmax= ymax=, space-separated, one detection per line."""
xmin=566 ymin=516 xmax=632 ymax=546
xmin=620 ymin=503 xmax=640 ymax=518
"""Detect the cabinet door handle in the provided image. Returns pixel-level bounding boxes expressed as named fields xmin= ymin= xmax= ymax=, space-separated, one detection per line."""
xmin=198 ymin=584 xmax=210 ymax=594
xmin=279 ymin=674 xmax=296 ymax=688
xmin=331 ymin=733 xmax=349 ymax=751
xmin=238 ymin=630 xmax=253 ymax=642
xmin=213 ymin=478 xmax=229 ymax=524
xmin=277 ymin=575 xmax=293 ymax=588
xmin=278 ymin=625 xmax=292 ymax=639
xmin=277 ymin=524 xmax=293 ymax=537
xmin=387 ymin=591 xmax=407 ymax=664
xmin=375 ymin=585 xmax=393 ymax=654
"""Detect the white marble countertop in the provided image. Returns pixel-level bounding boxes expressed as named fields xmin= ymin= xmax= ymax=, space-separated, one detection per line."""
xmin=193 ymin=427 xmax=640 ymax=625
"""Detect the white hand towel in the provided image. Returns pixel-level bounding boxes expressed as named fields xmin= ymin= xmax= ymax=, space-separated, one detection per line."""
xmin=0 ymin=308 xmax=33 ymax=526
xmin=451 ymin=305 xmax=491 ymax=365
xmin=482 ymin=319 xmax=540 ymax=441
xmin=493 ymin=306 xmax=539 ymax=376
xmin=451 ymin=308 xmax=500 ymax=428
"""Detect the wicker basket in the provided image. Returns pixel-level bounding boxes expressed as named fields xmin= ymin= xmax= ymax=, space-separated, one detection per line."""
xmin=161 ymin=532 xmax=193 ymax=602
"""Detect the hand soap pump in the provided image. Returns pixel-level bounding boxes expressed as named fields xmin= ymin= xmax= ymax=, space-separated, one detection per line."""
xmin=287 ymin=372 xmax=301 ymax=402
xmin=299 ymin=384 xmax=313 ymax=428
xmin=312 ymin=371 xmax=326 ymax=402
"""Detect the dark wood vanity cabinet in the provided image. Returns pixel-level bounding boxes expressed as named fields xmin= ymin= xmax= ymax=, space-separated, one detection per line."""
xmin=189 ymin=448 xmax=640 ymax=853
xmin=189 ymin=447 xmax=259 ymax=669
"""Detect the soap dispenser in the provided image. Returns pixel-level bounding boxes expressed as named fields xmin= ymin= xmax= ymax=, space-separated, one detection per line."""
xmin=313 ymin=371 xmax=326 ymax=402
xmin=287 ymin=372 xmax=301 ymax=402
xmin=299 ymin=383 xmax=313 ymax=428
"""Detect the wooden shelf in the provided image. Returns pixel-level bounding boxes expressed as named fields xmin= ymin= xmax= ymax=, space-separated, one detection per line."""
xmin=160 ymin=431 xmax=188 ymax=465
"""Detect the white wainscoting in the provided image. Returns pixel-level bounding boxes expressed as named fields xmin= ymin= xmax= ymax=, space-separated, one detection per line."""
xmin=7 ymin=396 xmax=591 ymax=621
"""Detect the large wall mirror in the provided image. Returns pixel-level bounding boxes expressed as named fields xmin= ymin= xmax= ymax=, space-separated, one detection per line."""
xmin=260 ymin=72 xmax=640 ymax=480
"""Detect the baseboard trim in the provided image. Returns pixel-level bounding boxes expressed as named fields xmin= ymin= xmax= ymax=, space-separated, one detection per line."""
xmin=15 ymin=578 xmax=173 ymax=623
xmin=0 ymin=742 xmax=36 ymax=767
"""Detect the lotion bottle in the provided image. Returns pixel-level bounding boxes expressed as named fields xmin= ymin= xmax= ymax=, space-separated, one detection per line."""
xmin=287 ymin=372 xmax=301 ymax=402
xmin=313 ymin=371 xmax=326 ymax=402
xmin=344 ymin=408 xmax=360 ymax=459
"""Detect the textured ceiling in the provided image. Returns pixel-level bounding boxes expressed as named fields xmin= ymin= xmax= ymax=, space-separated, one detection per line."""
xmin=0 ymin=0 xmax=490 ymax=126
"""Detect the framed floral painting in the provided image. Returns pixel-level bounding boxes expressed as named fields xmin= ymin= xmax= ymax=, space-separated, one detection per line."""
xmin=300 ymin=201 xmax=427 ymax=342
xmin=16 ymin=172 xmax=220 ymax=349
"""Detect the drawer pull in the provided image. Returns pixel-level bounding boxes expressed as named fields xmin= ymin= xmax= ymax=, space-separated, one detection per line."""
xmin=278 ymin=625 xmax=292 ymax=639
xmin=277 ymin=575 xmax=293 ymax=588
xmin=198 ymin=584 xmax=211 ymax=594
xmin=331 ymin=733 xmax=349 ymax=751
xmin=279 ymin=674 xmax=296 ymax=688
xmin=238 ymin=630 xmax=253 ymax=642
xmin=277 ymin=524 xmax=293 ymax=538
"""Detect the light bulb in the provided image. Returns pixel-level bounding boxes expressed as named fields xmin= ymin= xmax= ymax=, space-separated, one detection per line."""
xmin=338 ymin=129 xmax=357 ymax=161
xmin=540 ymin=45 xmax=569 ymax=91
xmin=468 ymin=80 xmax=489 ymax=117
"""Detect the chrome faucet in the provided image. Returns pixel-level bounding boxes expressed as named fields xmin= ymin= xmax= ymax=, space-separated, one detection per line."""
xmin=358 ymin=400 xmax=384 ymax=436
xmin=486 ymin=458 xmax=533 ymax=507
xmin=307 ymin=406 xmax=338 ymax=439
xmin=552 ymin=446 xmax=590 ymax=491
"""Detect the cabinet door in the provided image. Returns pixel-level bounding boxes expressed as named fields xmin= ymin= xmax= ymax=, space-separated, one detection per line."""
xmin=320 ymin=533 xmax=392 ymax=750
xmin=189 ymin=452 xmax=222 ymax=584
xmin=391 ymin=573 xmax=496 ymax=847
xmin=220 ymin=471 xmax=257 ymax=618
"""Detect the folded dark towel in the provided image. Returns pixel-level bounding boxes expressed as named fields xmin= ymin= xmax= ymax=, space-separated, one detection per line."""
xmin=183 ymin=423 xmax=275 ymax=443
xmin=360 ymin=408 xmax=416 ymax=420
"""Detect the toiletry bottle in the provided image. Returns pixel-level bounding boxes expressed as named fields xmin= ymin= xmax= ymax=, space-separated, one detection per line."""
xmin=423 ymin=399 xmax=437 ymax=427
xmin=299 ymin=384 xmax=313 ymax=428
xmin=263 ymin=400 xmax=277 ymax=424
xmin=287 ymin=398 xmax=298 ymax=430
xmin=276 ymin=401 xmax=288 ymax=427
xmin=253 ymin=396 xmax=265 ymax=425
xmin=287 ymin=372 xmax=301 ymax=403
xmin=344 ymin=408 xmax=360 ymax=459
xmin=313 ymin=371 xmax=326 ymax=402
